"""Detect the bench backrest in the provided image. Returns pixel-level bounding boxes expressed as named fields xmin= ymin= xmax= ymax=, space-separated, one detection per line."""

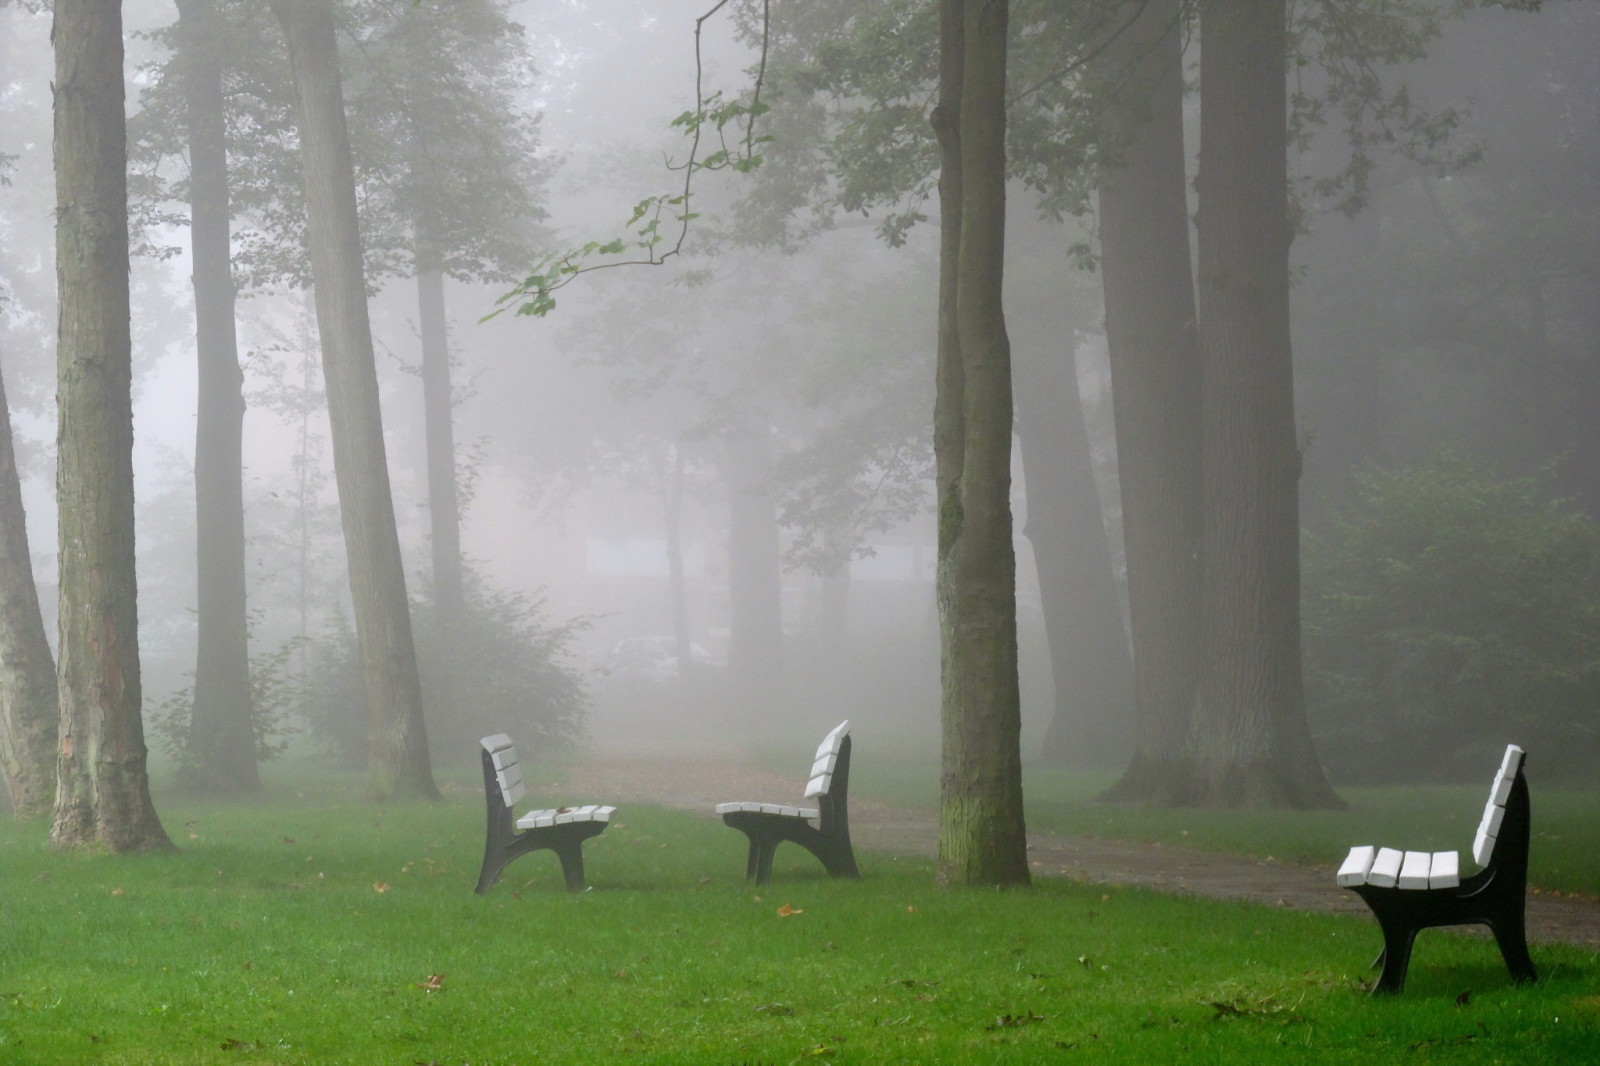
xmin=1472 ymin=743 xmax=1525 ymax=868
xmin=481 ymin=734 xmax=525 ymax=809
xmin=803 ymin=720 xmax=850 ymax=799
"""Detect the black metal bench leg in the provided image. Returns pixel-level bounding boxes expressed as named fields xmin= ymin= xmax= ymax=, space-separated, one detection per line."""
xmin=554 ymin=842 xmax=588 ymax=893
xmin=1370 ymin=946 xmax=1386 ymax=970
xmin=475 ymin=849 xmax=507 ymax=895
xmin=1489 ymin=919 xmax=1538 ymax=985
xmin=754 ymin=841 xmax=777 ymax=886
xmin=1373 ymin=922 xmax=1418 ymax=994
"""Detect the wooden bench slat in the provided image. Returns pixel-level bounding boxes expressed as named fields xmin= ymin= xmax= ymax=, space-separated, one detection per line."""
xmin=1398 ymin=850 xmax=1433 ymax=889
xmin=502 ymin=781 xmax=527 ymax=808
xmin=1367 ymin=847 xmax=1404 ymax=888
xmin=1338 ymin=844 xmax=1377 ymax=886
xmin=1428 ymin=850 xmax=1460 ymax=889
xmin=803 ymin=774 xmax=830 ymax=798
xmin=809 ymin=753 xmax=837 ymax=778
xmin=481 ymin=733 xmax=515 ymax=754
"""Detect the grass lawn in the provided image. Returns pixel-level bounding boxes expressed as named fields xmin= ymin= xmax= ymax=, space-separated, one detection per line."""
xmin=847 ymin=758 xmax=1600 ymax=899
xmin=2 ymin=773 xmax=1597 ymax=1064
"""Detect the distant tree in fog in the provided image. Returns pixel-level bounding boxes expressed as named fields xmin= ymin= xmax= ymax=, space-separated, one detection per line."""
xmin=50 ymin=0 xmax=172 ymax=850
xmin=270 ymin=0 xmax=437 ymax=801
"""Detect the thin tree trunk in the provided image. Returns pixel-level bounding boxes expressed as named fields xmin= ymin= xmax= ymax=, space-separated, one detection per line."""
xmin=1014 ymin=336 xmax=1133 ymax=768
xmin=1190 ymin=0 xmax=1339 ymax=808
xmin=724 ymin=425 xmax=783 ymax=708
xmin=0 ymin=360 xmax=57 ymax=817
xmin=934 ymin=0 xmax=1029 ymax=887
xmin=663 ymin=444 xmax=694 ymax=680
xmin=1096 ymin=0 xmax=1206 ymax=804
xmin=271 ymin=0 xmax=437 ymax=801
xmin=50 ymin=0 xmax=173 ymax=851
xmin=415 ymin=263 xmax=463 ymax=624
xmin=179 ymin=0 xmax=257 ymax=793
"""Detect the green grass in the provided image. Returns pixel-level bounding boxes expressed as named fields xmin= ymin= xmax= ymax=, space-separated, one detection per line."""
xmin=2 ymin=774 xmax=1597 ymax=1064
xmin=847 ymin=759 xmax=1600 ymax=898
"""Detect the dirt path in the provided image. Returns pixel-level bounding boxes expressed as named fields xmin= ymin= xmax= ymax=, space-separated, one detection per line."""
xmin=561 ymin=755 xmax=1600 ymax=950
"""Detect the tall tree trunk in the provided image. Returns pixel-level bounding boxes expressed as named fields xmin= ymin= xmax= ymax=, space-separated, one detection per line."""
xmin=271 ymin=0 xmax=438 ymax=801
xmin=0 ymin=360 xmax=57 ymax=817
xmin=179 ymin=0 xmax=257 ymax=793
xmin=933 ymin=0 xmax=1029 ymax=887
xmin=415 ymin=262 xmax=463 ymax=625
xmin=1096 ymin=0 xmax=1206 ymax=804
xmin=50 ymin=0 xmax=173 ymax=851
xmin=724 ymin=425 xmax=783 ymax=708
xmin=662 ymin=444 xmax=694 ymax=680
xmin=1014 ymin=337 xmax=1133 ymax=768
xmin=1190 ymin=0 xmax=1339 ymax=808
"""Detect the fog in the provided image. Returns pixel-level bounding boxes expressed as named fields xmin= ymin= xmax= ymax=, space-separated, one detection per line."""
xmin=2 ymin=0 xmax=1595 ymax=792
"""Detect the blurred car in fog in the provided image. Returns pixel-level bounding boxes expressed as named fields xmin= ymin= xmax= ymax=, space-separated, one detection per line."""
xmin=600 ymin=636 xmax=718 ymax=681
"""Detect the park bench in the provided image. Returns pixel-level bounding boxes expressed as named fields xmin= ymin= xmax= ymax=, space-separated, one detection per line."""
xmin=714 ymin=720 xmax=861 ymax=885
xmin=475 ymin=734 xmax=616 ymax=894
xmin=1336 ymin=743 xmax=1537 ymax=994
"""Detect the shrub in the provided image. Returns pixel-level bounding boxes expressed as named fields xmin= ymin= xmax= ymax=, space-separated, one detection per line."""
xmin=1302 ymin=454 xmax=1600 ymax=782
xmin=302 ymin=568 xmax=589 ymax=769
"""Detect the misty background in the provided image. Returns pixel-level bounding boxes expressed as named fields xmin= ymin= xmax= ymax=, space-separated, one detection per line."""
xmin=1 ymin=0 xmax=1595 ymax=788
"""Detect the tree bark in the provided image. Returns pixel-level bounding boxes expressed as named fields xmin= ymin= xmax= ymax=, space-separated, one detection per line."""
xmin=50 ymin=0 xmax=173 ymax=851
xmin=271 ymin=0 xmax=437 ymax=801
xmin=1190 ymin=0 xmax=1339 ymax=808
xmin=179 ymin=0 xmax=258 ymax=793
xmin=0 ymin=360 xmax=57 ymax=817
xmin=933 ymin=0 xmax=1029 ymax=887
xmin=1095 ymin=0 xmax=1206 ymax=803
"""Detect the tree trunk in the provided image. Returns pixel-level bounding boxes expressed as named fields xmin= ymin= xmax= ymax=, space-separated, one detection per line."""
xmin=1014 ymin=336 xmax=1133 ymax=768
xmin=1096 ymin=0 xmax=1206 ymax=804
xmin=933 ymin=0 xmax=1029 ymax=887
xmin=50 ymin=0 xmax=173 ymax=851
xmin=271 ymin=0 xmax=438 ymax=801
xmin=723 ymin=425 xmax=783 ymax=708
xmin=179 ymin=0 xmax=258 ymax=794
xmin=415 ymin=263 xmax=464 ymax=625
xmin=0 ymin=361 xmax=57 ymax=818
xmin=663 ymin=445 xmax=694 ymax=680
xmin=1190 ymin=0 xmax=1339 ymax=808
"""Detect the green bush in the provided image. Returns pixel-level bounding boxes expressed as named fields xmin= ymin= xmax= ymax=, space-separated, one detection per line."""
xmin=303 ymin=568 xmax=589 ymax=769
xmin=1302 ymin=454 xmax=1600 ymax=782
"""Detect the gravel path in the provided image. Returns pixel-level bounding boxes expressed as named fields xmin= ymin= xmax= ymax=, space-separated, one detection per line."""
xmin=560 ymin=754 xmax=1600 ymax=950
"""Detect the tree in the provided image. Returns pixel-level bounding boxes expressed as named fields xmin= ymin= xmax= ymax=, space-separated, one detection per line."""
xmin=176 ymin=0 xmax=257 ymax=793
xmin=0 ymin=356 xmax=56 ymax=817
xmin=933 ymin=0 xmax=1029 ymax=886
xmin=50 ymin=0 xmax=173 ymax=851
xmin=1187 ymin=0 xmax=1339 ymax=808
xmin=270 ymin=0 xmax=437 ymax=801
xmin=1094 ymin=0 xmax=1205 ymax=803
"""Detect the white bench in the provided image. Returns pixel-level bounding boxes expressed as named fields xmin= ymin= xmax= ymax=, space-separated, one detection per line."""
xmin=714 ymin=720 xmax=860 ymax=885
xmin=474 ymin=734 xmax=616 ymax=893
xmin=1337 ymin=743 xmax=1537 ymax=993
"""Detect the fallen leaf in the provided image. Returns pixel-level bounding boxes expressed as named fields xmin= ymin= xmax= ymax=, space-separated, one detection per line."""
xmin=282 ymin=836 xmax=296 ymax=845
xmin=613 ymin=969 xmax=629 ymax=979
xmin=111 ymin=887 xmax=124 ymax=898
xmin=776 ymin=903 xmax=804 ymax=917
xmin=417 ymin=974 xmax=444 ymax=992
xmin=374 ymin=882 xmax=391 ymax=893
xmin=987 ymin=1012 xmax=1047 ymax=1030
xmin=188 ymin=833 xmax=199 ymax=840
xmin=905 ymin=905 xmax=917 ymax=913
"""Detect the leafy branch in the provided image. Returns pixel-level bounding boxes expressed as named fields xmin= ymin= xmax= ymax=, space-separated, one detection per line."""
xmin=491 ymin=0 xmax=771 ymax=319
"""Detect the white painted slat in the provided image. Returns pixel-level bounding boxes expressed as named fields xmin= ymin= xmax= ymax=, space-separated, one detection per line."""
xmin=518 ymin=808 xmax=558 ymax=829
xmin=480 ymin=733 xmax=514 ymax=755
xmin=502 ymin=781 xmax=526 ymax=808
xmin=809 ymin=753 xmax=837 ymax=778
xmin=798 ymin=807 xmax=819 ymax=821
xmin=1473 ymin=823 xmax=1495 ymax=867
xmin=1500 ymin=744 xmax=1525 ymax=778
xmin=1482 ymin=802 xmax=1506 ymax=840
xmin=1490 ymin=766 xmax=1514 ymax=805
xmin=1337 ymin=845 xmax=1377 ymax=887
xmin=1398 ymin=850 xmax=1432 ymax=890
xmin=1368 ymin=847 xmax=1404 ymax=888
xmin=803 ymin=774 xmax=829 ymax=798
xmin=496 ymin=764 xmax=523 ymax=795
xmin=1429 ymin=850 xmax=1460 ymax=889
xmin=490 ymin=748 xmax=518 ymax=773
xmin=594 ymin=806 xmax=616 ymax=821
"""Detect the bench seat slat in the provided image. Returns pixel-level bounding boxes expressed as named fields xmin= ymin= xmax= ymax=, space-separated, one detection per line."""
xmin=1398 ymin=850 xmax=1433 ymax=889
xmin=1367 ymin=847 xmax=1404 ymax=888
xmin=1338 ymin=844 xmax=1377 ymax=887
xmin=1428 ymin=850 xmax=1460 ymax=889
